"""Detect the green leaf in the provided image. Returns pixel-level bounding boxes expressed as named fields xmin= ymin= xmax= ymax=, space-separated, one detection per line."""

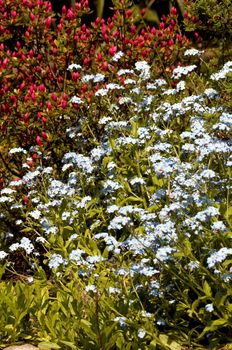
xmin=119 ymin=195 xmax=144 ymax=206
xmin=150 ymin=339 xmax=157 ymax=349
xmin=176 ymin=0 xmax=185 ymax=16
xmin=144 ymin=9 xmax=159 ymax=25
xmin=59 ymin=340 xmax=76 ymax=349
xmin=116 ymin=333 xmax=125 ymax=348
xmin=203 ymin=280 xmax=212 ymax=297
xmin=38 ymin=342 xmax=61 ymax=349
xmin=63 ymin=226 xmax=73 ymax=231
xmin=159 ymin=334 xmax=182 ymax=350
xmin=96 ymin=0 xmax=105 ymax=19
xmin=199 ymin=318 xmax=228 ymax=338
xmin=80 ymin=319 xmax=97 ymax=341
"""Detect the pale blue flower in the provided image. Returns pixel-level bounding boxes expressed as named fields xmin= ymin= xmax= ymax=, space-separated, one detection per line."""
xmin=184 ymin=48 xmax=204 ymax=56
xmin=108 ymin=215 xmax=130 ymax=230
xmin=9 ymin=147 xmax=27 ymax=154
xmin=156 ymin=246 xmax=174 ymax=261
xmin=71 ymin=95 xmax=83 ymax=104
xmin=85 ymin=285 xmax=97 ymax=293
xmin=0 ymin=251 xmax=8 ymax=260
xmin=67 ymin=63 xmax=82 ymax=71
xmin=20 ymin=237 xmax=34 ymax=254
xmin=207 ymin=248 xmax=232 ymax=268
xmin=205 ymin=303 xmax=214 ymax=312
xmin=29 ymin=209 xmax=41 ymax=220
xmin=172 ymin=65 xmax=197 ymax=79
xmin=111 ymin=51 xmax=124 ymax=62
xmin=138 ymin=329 xmax=146 ymax=339
xmin=48 ymin=254 xmax=66 ymax=269
xmin=1 ymin=188 xmax=16 ymax=195
xmin=114 ymin=316 xmax=126 ymax=328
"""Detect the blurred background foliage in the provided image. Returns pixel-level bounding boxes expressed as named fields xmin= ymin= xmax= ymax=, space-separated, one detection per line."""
xmin=51 ymin=0 xmax=185 ymax=26
xmin=50 ymin=0 xmax=232 ymax=51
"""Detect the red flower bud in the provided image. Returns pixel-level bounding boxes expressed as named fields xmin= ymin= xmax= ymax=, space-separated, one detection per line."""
xmin=47 ymin=101 xmax=52 ymax=111
xmin=29 ymin=49 xmax=34 ymax=58
xmin=102 ymin=62 xmax=108 ymax=72
xmin=126 ymin=9 xmax=132 ymax=17
xmin=97 ymin=53 xmax=103 ymax=62
xmin=76 ymin=3 xmax=81 ymax=10
xmin=57 ymin=76 xmax=63 ymax=83
xmin=29 ymin=12 xmax=36 ymax=21
xmin=109 ymin=46 xmax=117 ymax=56
xmin=36 ymin=136 xmax=43 ymax=146
xmin=57 ymin=23 xmax=62 ymax=32
xmin=41 ymin=131 xmax=48 ymax=139
xmin=103 ymin=34 xmax=109 ymax=43
xmin=67 ymin=8 xmax=74 ymax=20
xmin=38 ymin=84 xmax=45 ymax=92
xmin=82 ymin=83 xmax=88 ymax=93
xmin=192 ymin=16 xmax=197 ymax=23
xmin=3 ymin=58 xmax=9 ymax=68
xmin=130 ymin=24 xmax=136 ymax=34
xmin=35 ymin=66 xmax=41 ymax=73
xmin=83 ymin=58 xmax=89 ymax=66
xmin=170 ymin=6 xmax=177 ymax=15
xmin=51 ymin=92 xmax=57 ymax=101
xmin=61 ymin=99 xmax=67 ymax=109
xmin=112 ymin=31 xmax=119 ymax=38
xmin=45 ymin=16 xmax=52 ymax=28
xmin=176 ymin=34 xmax=182 ymax=42
xmin=159 ymin=22 xmax=165 ymax=29
xmin=24 ymin=112 xmax=30 ymax=123
xmin=88 ymin=91 xmax=93 ymax=100
xmin=31 ymin=91 xmax=36 ymax=102
xmin=62 ymin=92 xmax=67 ymax=100
xmin=11 ymin=10 xmax=17 ymax=19
xmin=23 ymin=195 xmax=30 ymax=207
xmin=72 ymin=72 xmax=80 ymax=82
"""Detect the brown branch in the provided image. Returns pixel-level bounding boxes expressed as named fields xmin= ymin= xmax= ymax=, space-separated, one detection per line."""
xmin=0 ymin=152 xmax=21 ymax=177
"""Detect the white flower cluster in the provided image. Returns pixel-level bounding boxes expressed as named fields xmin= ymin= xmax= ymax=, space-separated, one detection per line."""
xmin=210 ymin=61 xmax=232 ymax=81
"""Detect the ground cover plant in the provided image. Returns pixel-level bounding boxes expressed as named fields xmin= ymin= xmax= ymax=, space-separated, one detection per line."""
xmin=0 ymin=0 xmax=232 ymax=349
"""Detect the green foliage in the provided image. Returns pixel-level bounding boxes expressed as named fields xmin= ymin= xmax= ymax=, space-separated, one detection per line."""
xmin=184 ymin=0 xmax=232 ymax=45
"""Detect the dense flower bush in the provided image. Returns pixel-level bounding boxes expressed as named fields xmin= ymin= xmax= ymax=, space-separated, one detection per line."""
xmin=0 ymin=0 xmax=232 ymax=349
xmin=0 ymin=0 xmax=191 ymax=189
